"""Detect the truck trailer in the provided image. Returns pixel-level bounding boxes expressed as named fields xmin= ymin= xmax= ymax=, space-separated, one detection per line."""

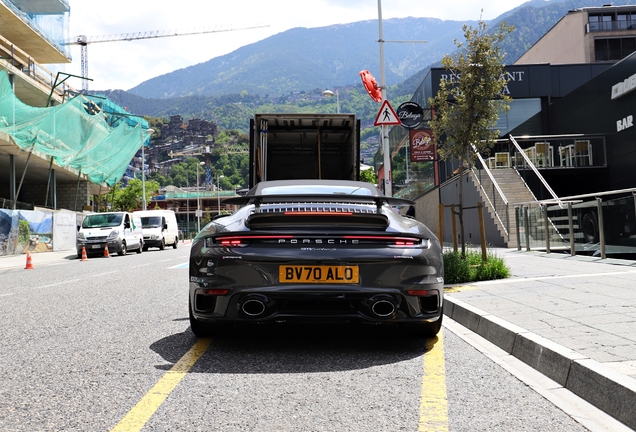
xmin=248 ymin=113 xmax=361 ymax=188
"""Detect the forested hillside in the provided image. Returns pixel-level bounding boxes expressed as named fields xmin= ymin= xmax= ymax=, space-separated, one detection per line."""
xmin=96 ymin=0 xmax=636 ymax=137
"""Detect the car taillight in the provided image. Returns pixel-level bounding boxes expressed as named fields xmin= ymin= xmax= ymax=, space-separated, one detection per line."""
xmin=212 ymin=235 xmax=294 ymax=247
xmin=198 ymin=289 xmax=229 ymax=295
xmin=407 ymin=289 xmax=435 ymax=296
xmin=342 ymin=235 xmax=427 ymax=248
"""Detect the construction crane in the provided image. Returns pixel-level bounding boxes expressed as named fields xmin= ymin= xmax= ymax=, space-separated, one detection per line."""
xmin=66 ymin=24 xmax=269 ymax=91
xmin=168 ymin=144 xmax=248 ymax=160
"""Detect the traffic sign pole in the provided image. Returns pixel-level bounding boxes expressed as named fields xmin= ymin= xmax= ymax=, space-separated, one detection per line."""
xmin=377 ymin=0 xmax=392 ymax=196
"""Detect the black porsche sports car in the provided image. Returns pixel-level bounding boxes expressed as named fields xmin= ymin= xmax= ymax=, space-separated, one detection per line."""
xmin=188 ymin=179 xmax=444 ymax=337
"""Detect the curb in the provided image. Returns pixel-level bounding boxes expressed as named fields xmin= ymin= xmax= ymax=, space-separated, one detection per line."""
xmin=444 ymin=296 xmax=636 ymax=430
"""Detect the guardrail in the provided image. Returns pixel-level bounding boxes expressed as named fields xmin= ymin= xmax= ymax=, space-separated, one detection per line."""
xmin=0 ymin=33 xmax=77 ymax=103
xmin=514 ymin=188 xmax=636 ymax=259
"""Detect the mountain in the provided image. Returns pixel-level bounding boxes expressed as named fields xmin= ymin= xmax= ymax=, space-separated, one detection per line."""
xmin=105 ymin=0 xmax=636 ymax=127
xmin=128 ymin=17 xmax=476 ymax=99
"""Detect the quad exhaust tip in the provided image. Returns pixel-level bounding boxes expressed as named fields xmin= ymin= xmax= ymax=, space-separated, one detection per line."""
xmin=370 ymin=295 xmax=398 ymax=318
xmin=241 ymin=294 xmax=269 ymax=317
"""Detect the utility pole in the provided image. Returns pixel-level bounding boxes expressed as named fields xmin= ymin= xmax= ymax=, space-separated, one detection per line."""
xmin=377 ymin=0 xmax=391 ymax=197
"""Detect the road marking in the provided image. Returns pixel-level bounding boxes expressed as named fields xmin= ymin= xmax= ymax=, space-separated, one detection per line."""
xmin=157 ymin=259 xmax=173 ymax=263
xmin=92 ymin=271 xmax=118 ymax=277
xmin=475 ymin=269 xmax=636 ymax=285
xmin=169 ymin=262 xmax=189 ymax=269
xmin=132 ymin=263 xmax=153 ymax=268
xmin=0 ymin=293 xmax=14 ymax=297
xmin=419 ymin=332 xmax=449 ymax=431
xmin=110 ymin=338 xmax=211 ymax=432
xmin=445 ymin=285 xmax=477 ymax=293
xmin=38 ymin=279 xmax=81 ymax=289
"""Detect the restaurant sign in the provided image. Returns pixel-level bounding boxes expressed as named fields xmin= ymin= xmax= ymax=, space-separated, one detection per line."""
xmin=410 ymin=130 xmax=436 ymax=162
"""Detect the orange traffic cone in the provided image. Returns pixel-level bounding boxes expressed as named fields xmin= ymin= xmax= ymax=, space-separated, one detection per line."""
xmin=25 ymin=252 xmax=34 ymax=270
xmin=81 ymin=246 xmax=88 ymax=261
xmin=104 ymin=244 xmax=110 ymax=258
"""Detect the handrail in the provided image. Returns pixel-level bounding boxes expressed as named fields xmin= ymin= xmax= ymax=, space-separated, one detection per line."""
xmin=509 ymin=135 xmax=564 ymax=208
xmin=470 ymin=146 xmax=509 ymax=237
xmin=471 ymin=145 xmax=508 ymax=205
xmin=513 ymin=187 xmax=636 ymax=206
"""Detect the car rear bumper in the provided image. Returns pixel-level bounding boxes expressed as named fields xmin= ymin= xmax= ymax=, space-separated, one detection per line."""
xmin=190 ymin=283 xmax=443 ymax=324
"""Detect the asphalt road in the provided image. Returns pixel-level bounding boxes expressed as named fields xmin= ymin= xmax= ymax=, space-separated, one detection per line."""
xmin=0 ymin=246 xmax=593 ymax=431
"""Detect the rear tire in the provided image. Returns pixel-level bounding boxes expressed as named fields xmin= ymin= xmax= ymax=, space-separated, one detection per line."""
xmin=582 ymin=211 xmax=599 ymax=243
xmin=406 ymin=312 xmax=443 ymax=338
xmin=189 ymin=298 xmax=214 ymax=337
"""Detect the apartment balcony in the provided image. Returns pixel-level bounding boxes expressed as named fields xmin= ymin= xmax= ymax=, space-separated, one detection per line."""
xmin=0 ymin=0 xmax=71 ymax=64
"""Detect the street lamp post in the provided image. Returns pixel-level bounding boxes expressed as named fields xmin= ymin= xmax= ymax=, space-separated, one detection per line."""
xmin=217 ymin=175 xmax=225 ymax=215
xmin=186 ymin=171 xmax=190 ymax=239
xmin=322 ymin=89 xmax=340 ymax=113
xmin=142 ymin=128 xmax=154 ymax=210
xmin=196 ymin=161 xmax=205 ymax=232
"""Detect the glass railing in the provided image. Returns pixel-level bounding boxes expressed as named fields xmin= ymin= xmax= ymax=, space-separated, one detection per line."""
xmin=516 ymin=190 xmax=636 ymax=258
xmin=587 ymin=20 xmax=636 ymax=32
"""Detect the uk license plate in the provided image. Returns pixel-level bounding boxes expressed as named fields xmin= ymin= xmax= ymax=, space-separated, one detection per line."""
xmin=279 ymin=265 xmax=359 ymax=283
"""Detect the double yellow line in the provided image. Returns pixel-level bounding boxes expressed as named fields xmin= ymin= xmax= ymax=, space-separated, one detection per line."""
xmin=111 ymin=332 xmax=449 ymax=431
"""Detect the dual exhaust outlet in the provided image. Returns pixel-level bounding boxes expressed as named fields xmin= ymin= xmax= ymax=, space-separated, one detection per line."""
xmin=239 ymin=293 xmax=399 ymax=319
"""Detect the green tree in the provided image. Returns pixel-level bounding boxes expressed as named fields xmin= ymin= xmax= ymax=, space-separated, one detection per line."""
xmin=112 ymin=178 xmax=160 ymax=211
xmin=429 ymin=19 xmax=513 ymax=258
xmin=359 ymin=167 xmax=377 ymax=184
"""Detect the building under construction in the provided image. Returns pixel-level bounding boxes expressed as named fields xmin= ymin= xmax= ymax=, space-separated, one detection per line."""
xmin=0 ymin=0 xmax=149 ymax=255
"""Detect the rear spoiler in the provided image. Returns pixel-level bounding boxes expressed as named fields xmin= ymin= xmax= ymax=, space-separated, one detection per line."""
xmin=223 ymin=194 xmax=414 ymax=208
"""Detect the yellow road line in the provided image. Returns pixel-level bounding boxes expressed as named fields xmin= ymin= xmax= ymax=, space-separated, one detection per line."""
xmin=418 ymin=332 xmax=449 ymax=431
xmin=111 ymin=338 xmax=212 ymax=432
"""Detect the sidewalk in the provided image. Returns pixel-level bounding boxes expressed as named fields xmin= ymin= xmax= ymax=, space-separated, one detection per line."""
xmin=444 ymin=248 xmax=636 ymax=430
xmin=0 ymin=240 xmax=194 ymax=271
xmin=0 ymin=249 xmax=77 ymax=271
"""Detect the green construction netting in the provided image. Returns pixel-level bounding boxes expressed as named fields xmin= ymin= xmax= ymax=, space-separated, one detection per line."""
xmin=0 ymin=70 xmax=146 ymax=186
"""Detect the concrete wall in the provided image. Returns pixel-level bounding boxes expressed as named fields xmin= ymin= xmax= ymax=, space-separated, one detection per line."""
xmin=411 ymin=188 xmax=441 ymax=239
xmin=438 ymin=173 xmax=506 ymax=248
xmin=516 ymin=13 xmax=588 ymax=64
xmin=21 ymin=180 xmax=91 ymax=212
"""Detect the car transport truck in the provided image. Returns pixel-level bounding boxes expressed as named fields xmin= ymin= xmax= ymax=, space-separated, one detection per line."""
xmin=248 ymin=113 xmax=361 ymax=188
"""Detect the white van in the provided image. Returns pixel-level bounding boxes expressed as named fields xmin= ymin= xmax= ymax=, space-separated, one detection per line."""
xmin=133 ymin=210 xmax=179 ymax=251
xmin=77 ymin=212 xmax=144 ymax=257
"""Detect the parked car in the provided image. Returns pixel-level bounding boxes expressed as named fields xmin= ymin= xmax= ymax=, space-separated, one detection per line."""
xmin=134 ymin=210 xmax=179 ymax=251
xmin=77 ymin=212 xmax=143 ymax=257
xmin=188 ymin=179 xmax=444 ymax=337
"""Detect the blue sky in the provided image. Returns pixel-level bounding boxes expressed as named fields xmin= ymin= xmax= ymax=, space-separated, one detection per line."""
xmin=62 ymin=0 xmax=531 ymax=91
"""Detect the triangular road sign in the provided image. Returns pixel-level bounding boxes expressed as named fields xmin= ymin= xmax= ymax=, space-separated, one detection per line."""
xmin=374 ymin=100 xmax=402 ymax=126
